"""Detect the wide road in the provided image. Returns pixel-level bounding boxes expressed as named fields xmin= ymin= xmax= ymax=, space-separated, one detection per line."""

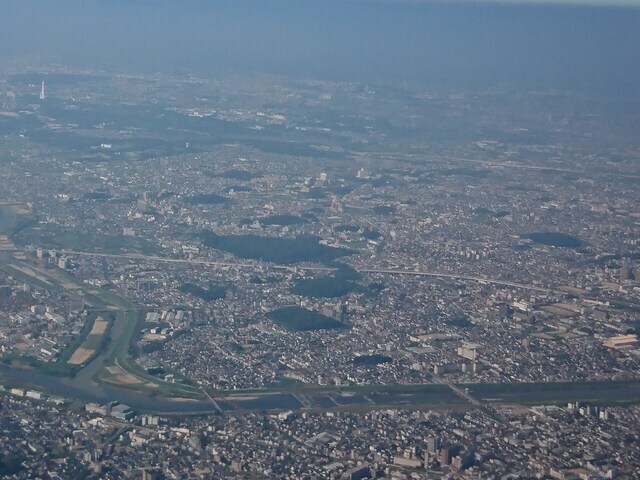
xmin=354 ymin=151 xmax=640 ymax=180
xmin=36 ymin=248 xmax=552 ymax=294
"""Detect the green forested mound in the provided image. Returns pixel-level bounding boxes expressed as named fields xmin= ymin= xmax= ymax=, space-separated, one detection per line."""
xmin=267 ymin=306 xmax=348 ymax=331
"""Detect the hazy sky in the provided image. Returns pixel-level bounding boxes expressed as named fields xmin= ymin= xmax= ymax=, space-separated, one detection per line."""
xmin=1 ymin=0 xmax=639 ymax=93
xmin=430 ymin=0 xmax=640 ymax=4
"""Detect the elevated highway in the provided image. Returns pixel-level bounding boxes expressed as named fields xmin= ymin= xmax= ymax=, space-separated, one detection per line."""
xmin=34 ymin=248 xmax=552 ymax=294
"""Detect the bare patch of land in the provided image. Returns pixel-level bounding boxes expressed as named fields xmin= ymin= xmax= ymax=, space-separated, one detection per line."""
xmin=68 ymin=347 xmax=93 ymax=365
xmin=8 ymin=264 xmax=52 ymax=286
xmin=101 ymin=364 xmax=147 ymax=386
xmin=67 ymin=317 xmax=109 ymax=366
xmin=91 ymin=318 xmax=108 ymax=335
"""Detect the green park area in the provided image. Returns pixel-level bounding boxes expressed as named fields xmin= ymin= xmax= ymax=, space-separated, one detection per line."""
xmin=527 ymin=232 xmax=583 ymax=248
xmin=267 ymin=306 xmax=349 ymax=331
xmin=201 ymin=230 xmax=354 ymax=264
xmin=13 ymin=223 xmax=159 ymax=254
xmin=179 ymin=282 xmax=226 ymax=302
xmin=291 ymin=275 xmax=357 ymax=298
xmin=462 ymin=379 xmax=640 ymax=406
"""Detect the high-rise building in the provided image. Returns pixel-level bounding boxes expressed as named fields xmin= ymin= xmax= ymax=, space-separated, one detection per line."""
xmin=439 ymin=447 xmax=451 ymax=466
xmin=457 ymin=342 xmax=480 ymax=361
xmin=356 ymin=168 xmax=369 ymax=179
xmin=620 ymin=262 xmax=634 ymax=282
xmin=0 ymin=285 xmax=11 ymax=301
xmin=427 ymin=435 xmax=440 ymax=454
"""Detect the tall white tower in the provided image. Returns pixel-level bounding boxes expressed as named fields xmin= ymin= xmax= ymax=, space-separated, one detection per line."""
xmin=39 ymin=81 xmax=45 ymax=100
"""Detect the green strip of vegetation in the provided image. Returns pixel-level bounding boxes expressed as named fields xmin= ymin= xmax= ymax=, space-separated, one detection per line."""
xmin=461 ymin=379 xmax=640 ymax=395
xmin=0 ymin=354 xmax=77 ymax=377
